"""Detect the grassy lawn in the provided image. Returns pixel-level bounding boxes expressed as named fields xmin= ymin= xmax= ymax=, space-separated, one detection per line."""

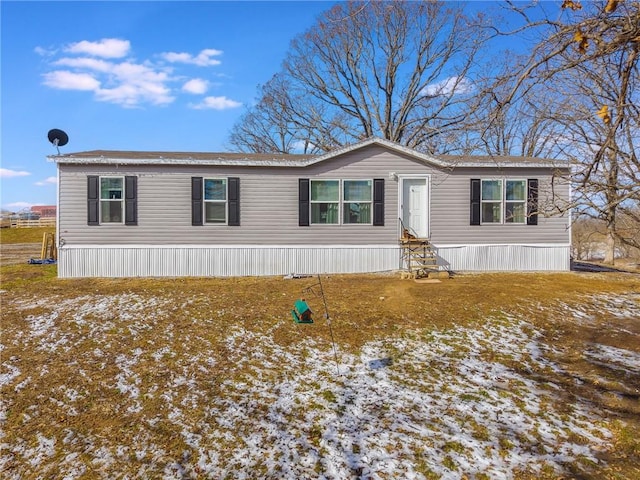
xmin=0 ymin=227 xmax=54 ymax=244
xmin=1 ymin=232 xmax=639 ymax=478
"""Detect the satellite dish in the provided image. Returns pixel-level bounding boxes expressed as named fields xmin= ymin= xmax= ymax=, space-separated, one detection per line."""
xmin=47 ymin=129 xmax=69 ymax=154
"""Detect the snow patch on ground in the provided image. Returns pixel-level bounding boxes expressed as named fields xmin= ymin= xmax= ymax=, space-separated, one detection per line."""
xmin=585 ymin=344 xmax=640 ymax=373
xmin=0 ymin=292 xmax=637 ymax=478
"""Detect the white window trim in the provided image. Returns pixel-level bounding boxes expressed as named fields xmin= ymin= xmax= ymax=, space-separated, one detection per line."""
xmin=342 ymin=179 xmax=373 ymax=225
xmin=309 ymin=179 xmax=374 ymax=226
xmin=480 ymin=178 xmax=527 ymax=225
xmin=203 ymin=177 xmax=228 ymax=225
xmin=99 ymin=175 xmax=125 ymax=225
xmin=505 ymin=179 xmax=527 ymax=224
xmin=310 ymin=179 xmax=340 ymax=225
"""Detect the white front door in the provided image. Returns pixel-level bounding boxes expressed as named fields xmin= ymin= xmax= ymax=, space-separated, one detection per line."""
xmin=401 ymin=178 xmax=429 ymax=238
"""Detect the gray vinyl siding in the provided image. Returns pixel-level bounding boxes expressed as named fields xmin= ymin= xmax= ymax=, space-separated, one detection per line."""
xmin=57 ymin=145 xmax=570 ymax=247
xmin=429 ymin=168 xmax=570 ymax=245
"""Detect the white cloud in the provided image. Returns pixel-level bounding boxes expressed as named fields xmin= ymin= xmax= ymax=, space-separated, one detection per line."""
xmin=65 ymin=38 xmax=130 ymax=58
xmin=0 ymin=168 xmax=31 ymax=178
xmin=161 ymin=48 xmax=223 ymax=66
xmin=34 ymin=46 xmax=56 ymax=56
xmin=54 ymin=57 xmax=113 ymax=72
xmin=35 ymin=177 xmax=58 ymax=186
xmin=112 ymin=62 xmax=170 ymax=83
xmin=95 ymin=62 xmax=174 ymax=106
xmin=43 ymin=71 xmax=101 ymax=91
xmin=41 ymin=40 xmax=230 ymax=108
xmin=43 ymin=61 xmax=173 ymax=106
xmin=189 ymin=96 xmax=242 ymax=110
xmin=182 ymin=78 xmax=209 ymax=94
xmin=96 ymin=83 xmax=174 ymax=107
xmin=421 ymin=76 xmax=474 ymax=97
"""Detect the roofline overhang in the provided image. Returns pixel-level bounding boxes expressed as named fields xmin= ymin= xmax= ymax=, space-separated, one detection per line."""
xmin=46 ymin=137 xmax=570 ymax=169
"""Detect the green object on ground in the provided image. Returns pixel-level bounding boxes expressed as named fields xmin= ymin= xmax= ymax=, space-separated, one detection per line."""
xmin=292 ymin=299 xmax=313 ymax=324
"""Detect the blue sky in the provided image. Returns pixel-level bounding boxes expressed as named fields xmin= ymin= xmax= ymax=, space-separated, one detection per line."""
xmin=1 ymin=1 xmax=548 ymax=212
xmin=1 ymin=0 xmax=334 ymax=211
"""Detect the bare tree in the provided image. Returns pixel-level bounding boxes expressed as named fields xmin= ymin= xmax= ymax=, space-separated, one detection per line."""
xmin=227 ymin=76 xmax=300 ymax=155
xmin=571 ymin=216 xmax=606 ymax=260
xmin=565 ymin=66 xmax=639 ymax=263
xmin=228 ymin=1 xmax=492 ymax=153
xmin=460 ymin=68 xmax=570 ymax=158
xmin=480 ymin=0 xmax=639 ymax=264
xmin=553 ymin=1 xmax=638 ymax=264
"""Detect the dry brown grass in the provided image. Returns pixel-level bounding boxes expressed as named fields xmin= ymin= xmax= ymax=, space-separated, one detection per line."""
xmin=0 ymin=227 xmax=54 ymax=245
xmin=1 ymin=262 xmax=639 ymax=478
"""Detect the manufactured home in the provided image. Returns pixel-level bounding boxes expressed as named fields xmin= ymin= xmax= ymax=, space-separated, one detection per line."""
xmin=49 ymin=138 xmax=571 ymax=278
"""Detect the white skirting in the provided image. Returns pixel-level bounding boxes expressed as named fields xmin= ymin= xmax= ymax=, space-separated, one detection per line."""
xmin=435 ymin=244 xmax=571 ymax=272
xmin=57 ymin=245 xmax=402 ymax=278
xmin=57 ymin=243 xmax=570 ymax=278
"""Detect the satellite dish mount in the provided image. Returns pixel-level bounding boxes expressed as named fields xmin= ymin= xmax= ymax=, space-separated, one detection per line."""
xmin=47 ymin=129 xmax=69 ymax=154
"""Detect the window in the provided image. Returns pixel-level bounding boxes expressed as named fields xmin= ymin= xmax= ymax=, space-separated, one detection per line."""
xmin=299 ymin=178 xmax=384 ymax=227
xmin=505 ymin=180 xmax=526 ymax=224
xmin=478 ymin=179 xmax=527 ymax=224
xmin=311 ymin=180 xmax=339 ymax=224
xmin=471 ymin=178 xmax=536 ymax=226
xmin=481 ymin=179 xmax=502 ymax=224
xmin=204 ymin=178 xmax=227 ymax=224
xmin=191 ymin=177 xmax=239 ymax=226
xmin=100 ymin=177 xmax=124 ymax=223
xmin=88 ymin=176 xmax=137 ymax=226
xmin=343 ymin=180 xmax=372 ymax=224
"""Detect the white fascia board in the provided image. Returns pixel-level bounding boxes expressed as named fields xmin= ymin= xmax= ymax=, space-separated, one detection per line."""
xmin=47 ymin=155 xmax=566 ymax=169
xmin=46 ymin=137 xmax=568 ymax=170
xmin=47 ymin=155 xmax=317 ymax=168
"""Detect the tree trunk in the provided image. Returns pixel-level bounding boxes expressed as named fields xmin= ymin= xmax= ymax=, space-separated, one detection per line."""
xmin=604 ymin=216 xmax=616 ymax=264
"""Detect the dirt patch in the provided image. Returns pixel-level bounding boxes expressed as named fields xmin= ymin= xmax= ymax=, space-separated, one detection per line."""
xmin=0 ymin=243 xmax=42 ymax=266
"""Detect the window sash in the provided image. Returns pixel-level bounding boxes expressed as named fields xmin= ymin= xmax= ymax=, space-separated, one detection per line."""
xmin=481 ymin=180 xmax=502 ymax=224
xmin=506 ymin=180 xmax=526 ymax=201
xmin=203 ymin=178 xmax=227 ymax=224
xmin=309 ymin=180 xmax=374 ymax=225
xmin=481 ymin=179 xmax=502 ymax=201
xmin=311 ymin=180 xmax=339 ymax=224
xmin=343 ymin=203 xmax=371 ymax=224
xmin=481 ymin=201 xmax=502 ymax=224
xmin=480 ymin=179 xmax=527 ymax=224
xmin=204 ymin=179 xmax=227 ymax=201
xmin=311 ymin=180 xmax=339 ymax=202
xmin=101 ymin=177 xmax=123 ymax=200
xmin=505 ymin=180 xmax=526 ymax=224
xmin=343 ymin=180 xmax=372 ymax=224
xmin=205 ymin=203 xmax=226 ymax=224
xmin=506 ymin=202 xmax=526 ymax=223
xmin=311 ymin=203 xmax=339 ymax=224
xmin=100 ymin=177 xmax=124 ymax=223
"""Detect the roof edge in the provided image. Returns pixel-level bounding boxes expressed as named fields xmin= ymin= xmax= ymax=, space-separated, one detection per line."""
xmin=47 ymin=137 xmax=569 ymax=169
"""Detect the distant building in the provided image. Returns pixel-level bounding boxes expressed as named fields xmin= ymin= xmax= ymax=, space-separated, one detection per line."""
xmin=31 ymin=205 xmax=57 ymax=218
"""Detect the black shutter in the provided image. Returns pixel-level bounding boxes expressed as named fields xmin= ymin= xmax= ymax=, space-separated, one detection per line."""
xmin=192 ymin=177 xmax=203 ymax=226
xmin=125 ymin=176 xmax=137 ymax=225
xmin=228 ymin=177 xmax=240 ymax=226
xmin=299 ymin=179 xmax=310 ymax=226
xmin=87 ymin=175 xmax=99 ymax=226
xmin=470 ymin=178 xmax=481 ymax=225
xmin=373 ymin=178 xmax=385 ymax=226
xmin=527 ymin=179 xmax=539 ymax=226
